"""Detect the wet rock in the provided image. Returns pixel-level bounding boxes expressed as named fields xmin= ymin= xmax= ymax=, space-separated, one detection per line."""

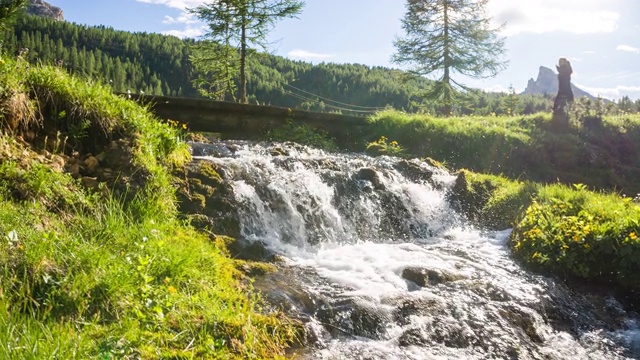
xmin=401 ymin=266 xmax=466 ymax=287
xmin=354 ymin=167 xmax=385 ymax=190
xmin=97 ymin=168 xmax=113 ymax=181
xmin=226 ymin=143 xmax=241 ymax=153
xmin=252 ymin=266 xmax=318 ymax=316
xmin=270 ymin=147 xmax=289 ymax=157
xmin=429 ymin=319 xmax=474 ymax=348
xmin=189 ymin=142 xmax=233 ymax=157
xmin=185 ymin=214 xmax=211 ymax=229
xmin=49 ymin=155 xmax=65 ymax=173
xmin=499 ymin=305 xmax=544 ymax=343
xmin=102 ymin=140 xmax=131 ymax=168
xmin=227 ymin=239 xmax=275 ymax=262
xmin=81 ymin=176 xmax=99 ymax=190
xmin=307 ymin=158 xmax=339 ymax=171
xmin=468 ymin=282 xmax=512 ymax=302
xmin=83 ymin=155 xmax=99 ymax=174
xmin=316 ymin=298 xmax=392 ymax=339
xmin=393 ymin=159 xmax=434 ymax=183
xmin=66 ymin=163 xmax=80 ymax=178
xmin=394 ymin=297 xmax=444 ymax=323
xmin=398 ymin=327 xmax=429 ymax=347
xmin=173 ymin=159 xmax=241 ymax=237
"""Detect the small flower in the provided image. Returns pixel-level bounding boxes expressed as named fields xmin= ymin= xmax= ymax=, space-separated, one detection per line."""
xmin=167 ymin=285 xmax=177 ymax=294
xmin=630 ymin=232 xmax=638 ymax=240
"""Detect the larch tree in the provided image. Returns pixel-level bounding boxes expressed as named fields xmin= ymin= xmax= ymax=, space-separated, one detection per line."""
xmin=0 ymin=0 xmax=27 ymax=48
xmin=392 ymin=0 xmax=507 ymax=116
xmin=190 ymin=0 xmax=304 ymax=103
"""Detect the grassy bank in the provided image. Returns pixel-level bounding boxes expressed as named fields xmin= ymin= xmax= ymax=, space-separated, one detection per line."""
xmin=452 ymin=170 xmax=640 ymax=293
xmin=0 ymin=56 xmax=298 ymax=358
xmin=367 ymin=109 xmax=640 ymax=290
xmin=368 ymin=109 xmax=640 ymax=196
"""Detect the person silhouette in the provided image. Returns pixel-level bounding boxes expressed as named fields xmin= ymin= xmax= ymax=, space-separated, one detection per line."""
xmin=553 ymin=58 xmax=574 ymax=112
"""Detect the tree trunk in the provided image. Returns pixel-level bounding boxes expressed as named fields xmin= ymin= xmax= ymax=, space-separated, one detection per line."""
xmin=442 ymin=1 xmax=452 ymax=116
xmin=239 ymin=14 xmax=248 ymax=104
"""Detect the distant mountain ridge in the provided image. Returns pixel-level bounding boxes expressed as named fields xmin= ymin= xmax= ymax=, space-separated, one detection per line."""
xmin=26 ymin=0 xmax=63 ymax=21
xmin=522 ymin=66 xmax=594 ymax=99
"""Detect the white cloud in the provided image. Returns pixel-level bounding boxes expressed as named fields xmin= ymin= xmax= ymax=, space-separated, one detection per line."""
xmin=287 ymin=49 xmax=335 ymax=61
xmin=616 ymin=45 xmax=640 ymax=54
xmin=135 ymin=0 xmax=207 ymax=10
xmin=489 ymin=0 xmax=620 ymax=36
xmin=483 ymin=84 xmax=511 ymax=93
xmin=575 ymin=83 xmax=640 ymax=100
xmin=163 ymin=26 xmax=206 ymax=39
xmin=135 ymin=0 xmax=207 ymax=38
xmin=163 ymin=13 xmax=197 ymax=25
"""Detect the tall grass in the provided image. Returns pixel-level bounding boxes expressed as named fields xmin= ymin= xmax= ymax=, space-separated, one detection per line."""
xmin=454 ymin=169 xmax=640 ymax=292
xmin=0 ymin=54 xmax=299 ymax=358
xmin=368 ymin=109 xmax=640 ymax=196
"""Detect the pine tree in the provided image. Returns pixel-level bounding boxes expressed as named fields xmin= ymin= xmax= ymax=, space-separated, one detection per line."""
xmin=0 ymin=0 xmax=26 ymax=35
xmin=189 ymin=0 xmax=304 ymax=103
xmin=392 ymin=0 xmax=507 ymax=116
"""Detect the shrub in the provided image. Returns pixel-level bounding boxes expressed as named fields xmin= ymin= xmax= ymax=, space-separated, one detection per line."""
xmin=265 ymin=121 xmax=337 ymax=151
xmin=365 ymin=135 xmax=406 ymax=157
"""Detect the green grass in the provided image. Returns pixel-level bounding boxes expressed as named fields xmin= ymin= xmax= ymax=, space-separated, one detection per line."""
xmin=511 ymin=185 xmax=640 ymax=291
xmin=452 ymin=169 xmax=640 ymax=292
xmin=368 ymin=109 xmax=640 ymax=196
xmin=264 ymin=121 xmax=338 ymax=151
xmin=0 ymin=54 xmax=299 ymax=358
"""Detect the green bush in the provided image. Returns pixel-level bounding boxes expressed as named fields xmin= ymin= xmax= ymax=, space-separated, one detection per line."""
xmin=451 ymin=170 xmax=538 ymax=229
xmin=265 ymin=121 xmax=338 ymax=151
xmin=365 ymin=135 xmax=406 ymax=157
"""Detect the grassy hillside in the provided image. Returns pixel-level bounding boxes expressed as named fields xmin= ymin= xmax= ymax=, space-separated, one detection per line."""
xmin=360 ymin=109 xmax=640 ymax=295
xmin=450 ymin=170 xmax=640 ymax=295
xmin=366 ymin=109 xmax=640 ymax=196
xmin=0 ymin=55 xmax=298 ymax=358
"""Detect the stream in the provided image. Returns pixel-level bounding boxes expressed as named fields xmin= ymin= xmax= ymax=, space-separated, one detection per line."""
xmin=191 ymin=140 xmax=640 ymax=360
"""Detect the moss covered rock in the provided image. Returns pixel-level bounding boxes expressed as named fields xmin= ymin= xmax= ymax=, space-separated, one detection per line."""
xmin=174 ymin=159 xmax=241 ymax=237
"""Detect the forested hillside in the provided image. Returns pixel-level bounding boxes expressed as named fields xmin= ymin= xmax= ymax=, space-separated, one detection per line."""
xmin=3 ymin=15 xmax=196 ymax=96
xmin=2 ymin=14 xmax=558 ymax=115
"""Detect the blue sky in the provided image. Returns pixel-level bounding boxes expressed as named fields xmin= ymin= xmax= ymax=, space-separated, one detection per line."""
xmin=49 ymin=0 xmax=640 ymax=100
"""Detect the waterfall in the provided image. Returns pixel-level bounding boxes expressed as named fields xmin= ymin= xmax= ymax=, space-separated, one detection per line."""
xmin=192 ymin=140 xmax=640 ymax=360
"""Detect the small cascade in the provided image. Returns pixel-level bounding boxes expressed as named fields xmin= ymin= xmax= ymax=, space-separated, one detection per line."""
xmin=191 ymin=140 xmax=640 ymax=359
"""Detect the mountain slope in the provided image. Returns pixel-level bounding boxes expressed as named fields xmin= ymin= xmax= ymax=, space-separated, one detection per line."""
xmin=522 ymin=66 xmax=594 ymax=99
xmin=26 ymin=0 xmax=63 ymax=21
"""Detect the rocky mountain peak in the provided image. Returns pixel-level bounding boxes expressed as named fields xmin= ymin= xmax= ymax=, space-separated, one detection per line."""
xmin=522 ymin=65 xmax=593 ymax=99
xmin=26 ymin=0 xmax=64 ymax=21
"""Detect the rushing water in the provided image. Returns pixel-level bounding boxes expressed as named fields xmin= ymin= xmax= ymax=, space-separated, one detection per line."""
xmin=192 ymin=140 xmax=640 ymax=360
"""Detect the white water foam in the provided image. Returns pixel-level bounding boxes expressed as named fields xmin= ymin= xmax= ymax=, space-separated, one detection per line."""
xmin=195 ymin=142 xmax=640 ymax=359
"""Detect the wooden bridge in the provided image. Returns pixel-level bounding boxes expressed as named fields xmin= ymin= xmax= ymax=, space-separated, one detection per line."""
xmin=127 ymin=94 xmax=372 ymax=149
